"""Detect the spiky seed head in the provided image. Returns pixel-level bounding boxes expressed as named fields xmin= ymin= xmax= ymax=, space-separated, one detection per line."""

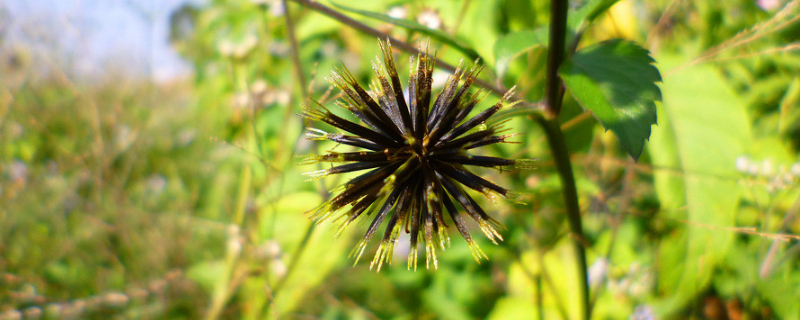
xmin=301 ymin=39 xmax=533 ymax=271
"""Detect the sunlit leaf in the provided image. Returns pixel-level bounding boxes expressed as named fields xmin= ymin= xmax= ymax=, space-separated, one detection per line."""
xmin=266 ymin=192 xmax=355 ymax=318
xmin=649 ymin=57 xmax=752 ymax=316
xmin=493 ymin=27 xmax=548 ymax=78
xmin=560 ymin=39 xmax=661 ymax=160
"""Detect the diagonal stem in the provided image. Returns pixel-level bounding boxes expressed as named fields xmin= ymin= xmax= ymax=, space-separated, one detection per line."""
xmin=289 ymin=0 xmax=507 ymax=97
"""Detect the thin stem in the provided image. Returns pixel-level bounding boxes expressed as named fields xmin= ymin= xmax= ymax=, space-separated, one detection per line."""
xmin=282 ymin=0 xmax=308 ymax=98
xmin=542 ymin=1 xmax=590 ymax=319
xmin=289 ymin=0 xmax=506 ymax=97
xmin=545 ymin=0 xmax=568 ymax=118
xmin=535 ymin=114 xmax=590 ymax=320
xmin=536 ymin=274 xmax=544 ymax=320
xmin=451 ymin=0 xmax=472 ymax=36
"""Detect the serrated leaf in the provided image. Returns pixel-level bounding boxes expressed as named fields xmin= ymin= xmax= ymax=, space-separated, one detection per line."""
xmin=559 ymin=39 xmax=661 ymax=160
xmin=331 ymin=2 xmax=482 ymax=62
xmin=493 ymin=27 xmax=548 ymax=78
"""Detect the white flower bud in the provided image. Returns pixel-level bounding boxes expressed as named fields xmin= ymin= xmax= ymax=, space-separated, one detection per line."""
xmin=271 ymin=260 xmax=287 ymax=278
xmin=588 ymin=258 xmax=609 ymax=287
xmin=387 ymin=6 xmax=407 ymax=19
xmin=265 ymin=240 xmax=281 ymax=259
xmin=735 ymin=156 xmax=749 ymax=173
xmin=417 ymin=9 xmax=442 ymax=30
xmin=227 ymin=237 xmax=243 ymax=256
xmin=791 ymin=163 xmax=800 ymax=177
xmin=218 ymin=40 xmax=235 ymax=57
xmin=251 ymin=80 xmax=268 ymax=95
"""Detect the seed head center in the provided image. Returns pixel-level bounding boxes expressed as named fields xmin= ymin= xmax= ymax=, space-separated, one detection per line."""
xmin=409 ymin=137 xmax=429 ymax=162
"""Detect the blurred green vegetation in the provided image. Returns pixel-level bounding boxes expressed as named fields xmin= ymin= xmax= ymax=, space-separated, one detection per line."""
xmin=2 ymin=0 xmax=800 ymax=319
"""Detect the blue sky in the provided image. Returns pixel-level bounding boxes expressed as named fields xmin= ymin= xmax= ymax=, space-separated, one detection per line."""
xmin=3 ymin=0 xmax=201 ymax=82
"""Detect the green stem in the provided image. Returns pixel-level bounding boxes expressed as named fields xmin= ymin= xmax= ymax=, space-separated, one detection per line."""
xmin=536 ymin=116 xmax=590 ymax=320
xmin=541 ymin=1 xmax=590 ymax=319
xmin=281 ymin=0 xmax=308 ymax=99
xmin=545 ymin=0 xmax=568 ymax=117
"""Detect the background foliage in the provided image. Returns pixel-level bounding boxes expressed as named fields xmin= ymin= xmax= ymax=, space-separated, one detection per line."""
xmin=2 ymin=0 xmax=800 ymax=319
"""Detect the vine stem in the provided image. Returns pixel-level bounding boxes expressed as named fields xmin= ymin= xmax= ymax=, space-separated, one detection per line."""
xmin=545 ymin=0 xmax=568 ymax=117
xmin=535 ymin=115 xmax=590 ymax=320
xmin=542 ymin=1 xmax=590 ymax=320
xmin=289 ymin=0 xmax=507 ymax=97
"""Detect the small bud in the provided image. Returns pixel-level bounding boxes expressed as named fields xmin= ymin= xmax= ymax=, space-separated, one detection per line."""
xmin=272 ymin=260 xmax=287 ymax=278
xmin=227 ymin=238 xmax=242 ymax=256
xmin=103 ymin=292 xmax=129 ymax=307
xmin=231 ymin=92 xmax=251 ymax=110
xmin=588 ymin=258 xmax=609 ymax=287
xmin=218 ymin=40 xmax=235 ymax=57
xmin=226 ymin=224 xmax=241 ymax=238
xmin=265 ymin=240 xmax=282 ymax=259
xmin=416 ymin=9 xmax=442 ymax=30
xmin=735 ymin=156 xmax=749 ymax=173
xmin=791 ymin=163 xmax=800 ymax=177
xmin=387 ymin=6 xmax=407 ymax=19
xmin=251 ymin=80 xmax=268 ymax=95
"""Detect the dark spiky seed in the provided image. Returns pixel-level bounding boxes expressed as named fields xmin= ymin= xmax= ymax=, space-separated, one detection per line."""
xmin=301 ymin=39 xmax=534 ymax=271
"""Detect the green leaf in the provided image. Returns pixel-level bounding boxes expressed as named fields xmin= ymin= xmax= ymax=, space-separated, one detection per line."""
xmin=493 ymin=27 xmax=548 ymax=78
xmin=490 ymin=245 xmax=583 ymax=320
xmin=560 ymin=39 xmax=662 ymax=160
xmin=757 ymin=275 xmax=800 ymax=319
xmin=648 ymin=56 xmax=752 ymax=316
xmin=569 ymin=0 xmax=620 ymax=27
xmin=331 ymin=2 xmax=482 ymax=62
xmin=487 ymin=297 xmax=538 ymax=320
xmin=263 ymin=192 xmax=357 ymax=318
